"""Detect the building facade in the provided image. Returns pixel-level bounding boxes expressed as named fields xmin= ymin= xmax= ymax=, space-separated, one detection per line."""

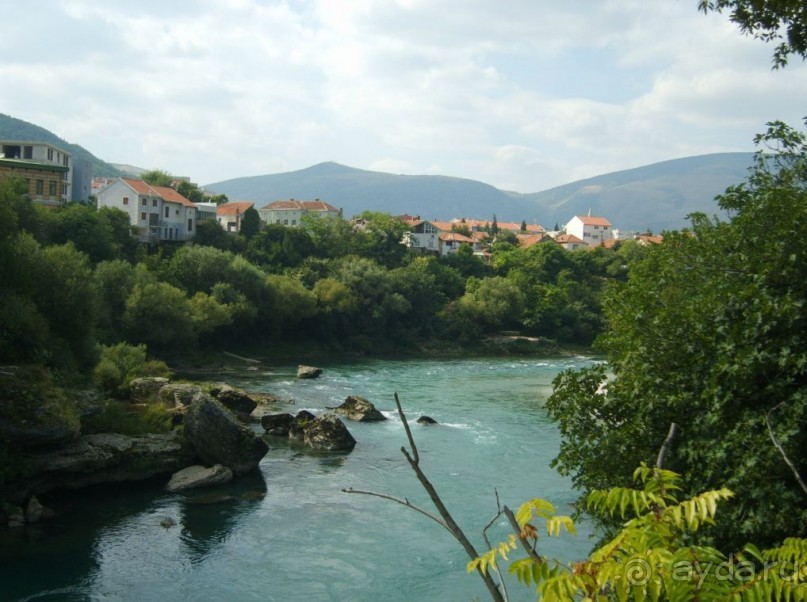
xmin=563 ymin=215 xmax=613 ymax=246
xmin=0 ymin=140 xmax=75 ymax=204
xmin=96 ymin=178 xmax=197 ymax=242
xmin=258 ymin=198 xmax=341 ymax=226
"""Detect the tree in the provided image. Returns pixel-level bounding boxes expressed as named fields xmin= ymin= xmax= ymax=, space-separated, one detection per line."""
xmin=239 ymin=206 xmax=261 ymax=239
xmin=699 ymin=0 xmax=807 ymax=67
xmin=546 ymin=121 xmax=807 ymax=549
xmin=140 ymin=169 xmax=173 ymax=186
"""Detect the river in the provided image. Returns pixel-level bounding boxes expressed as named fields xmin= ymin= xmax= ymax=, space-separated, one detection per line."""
xmin=1 ymin=355 xmax=599 ymax=602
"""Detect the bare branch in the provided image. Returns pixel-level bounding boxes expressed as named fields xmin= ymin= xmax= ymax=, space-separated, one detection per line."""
xmin=503 ymin=506 xmax=544 ymax=565
xmin=656 ymin=422 xmax=678 ymax=469
xmin=766 ymin=404 xmax=807 ymax=496
xmin=342 ymin=488 xmax=452 ymax=535
xmin=395 ymin=391 xmax=419 ymax=464
xmin=481 ymin=490 xmax=509 ymax=602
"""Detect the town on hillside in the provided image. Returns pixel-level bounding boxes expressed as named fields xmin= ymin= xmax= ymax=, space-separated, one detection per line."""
xmin=0 ymin=139 xmax=663 ymax=255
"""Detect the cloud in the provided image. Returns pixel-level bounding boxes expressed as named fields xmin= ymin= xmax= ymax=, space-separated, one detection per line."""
xmin=1 ymin=0 xmax=804 ymax=192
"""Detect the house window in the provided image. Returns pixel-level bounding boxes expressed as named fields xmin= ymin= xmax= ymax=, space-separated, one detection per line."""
xmin=291 ymin=220 xmax=297 ymax=226
xmin=140 ymin=212 xmax=147 ymax=221
xmin=35 ymin=180 xmax=43 ymax=194
xmin=63 ymin=155 xmax=68 ymax=166
xmin=275 ymin=219 xmax=281 ymax=224
xmin=187 ymin=219 xmax=193 ymax=232
xmin=283 ymin=219 xmax=288 ymax=225
xmin=47 ymin=149 xmax=53 ymax=161
xmin=152 ymin=198 xmax=158 ymax=207
xmin=164 ymin=206 xmax=169 ymax=218
xmin=175 ymin=209 xmax=179 ymax=216
xmin=123 ymin=197 xmax=129 ymax=205
xmin=23 ymin=146 xmax=33 ymax=159
xmin=49 ymin=181 xmax=56 ymax=196
xmin=141 ymin=197 xmax=147 ymax=205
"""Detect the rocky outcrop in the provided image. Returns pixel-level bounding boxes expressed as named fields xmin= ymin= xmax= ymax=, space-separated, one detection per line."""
xmin=209 ymin=384 xmax=257 ymax=421
xmin=159 ymin=383 xmax=201 ymax=408
xmin=289 ymin=410 xmax=316 ymax=441
xmin=5 ymin=432 xmax=196 ymax=502
xmin=165 ymin=464 xmax=233 ymax=493
xmin=261 ymin=413 xmax=294 ymax=436
xmin=332 ymin=396 xmax=387 ymax=422
xmin=130 ymin=377 xmax=170 ymax=404
xmin=297 ymin=365 xmax=322 ymax=379
xmin=183 ymin=393 xmax=268 ymax=475
xmin=417 ymin=415 xmax=438 ymax=425
xmin=303 ymin=412 xmax=356 ymax=451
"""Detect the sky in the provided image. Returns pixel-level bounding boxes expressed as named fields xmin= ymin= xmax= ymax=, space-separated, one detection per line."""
xmin=1 ymin=0 xmax=806 ymax=193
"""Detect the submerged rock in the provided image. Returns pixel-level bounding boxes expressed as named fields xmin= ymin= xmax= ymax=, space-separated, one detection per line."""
xmin=183 ymin=393 xmax=268 ymax=476
xmin=333 ymin=396 xmax=387 ymax=422
xmin=297 ymin=365 xmax=322 ymax=379
xmin=303 ymin=412 xmax=356 ymax=451
xmin=417 ymin=415 xmax=438 ymax=425
xmin=165 ymin=464 xmax=233 ymax=493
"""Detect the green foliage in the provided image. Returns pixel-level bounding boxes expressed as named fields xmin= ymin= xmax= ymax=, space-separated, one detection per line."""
xmin=94 ymin=342 xmax=171 ymax=398
xmin=546 ymin=121 xmax=807 ymax=549
xmin=473 ymin=466 xmax=807 ymax=601
xmin=699 ymin=0 xmax=807 ymax=67
xmin=140 ymin=169 xmax=173 ymax=186
xmin=239 ymin=206 xmax=261 ymax=239
xmin=82 ymin=399 xmax=173 ymax=435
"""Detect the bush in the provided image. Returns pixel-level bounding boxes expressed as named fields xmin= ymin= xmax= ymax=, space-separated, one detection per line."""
xmin=94 ymin=343 xmax=171 ymax=399
xmin=81 ymin=400 xmax=173 ymax=435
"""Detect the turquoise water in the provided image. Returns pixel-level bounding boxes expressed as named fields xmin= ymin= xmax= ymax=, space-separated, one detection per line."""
xmin=1 ymin=356 xmax=598 ymax=602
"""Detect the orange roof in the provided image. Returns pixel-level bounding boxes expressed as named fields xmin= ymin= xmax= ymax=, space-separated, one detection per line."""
xmin=119 ymin=179 xmax=195 ymax=208
xmin=430 ymin=221 xmax=454 ymax=232
xmin=439 ymin=232 xmax=475 ymax=243
xmin=217 ymin=201 xmax=254 ymax=216
xmin=260 ymin=199 xmax=339 ymax=212
xmin=575 ymin=215 xmax=611 ymax=226
xmin=517 ymin=233 xmax=547 ymax=247
xmin=555 ymin=233 xmax=585 ymax=244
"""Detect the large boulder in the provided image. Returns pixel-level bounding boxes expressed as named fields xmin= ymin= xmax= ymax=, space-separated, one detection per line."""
xmin=303 ymin=412 xmax=356 ymax=451
xmin=417 ymin=415 xmax=438 ymax=425
xmin=130 ymin=377 xmax=170 ymax=404
xmin=333 ymin=396 xmax=387 ymax=422
xmin=297 ymin=365 xmax=322 ymax=379
xmin=165 ymin=464 xmax=233 ymax=493
xmin=210 ymin=385 xmax=257 ymax=421
xmin=183 ymin=393 xmax=268 ymax=475
xmin=5 ymin=432 xmax=196 ymax=502
xmin=288 ymin=410 xmax=316 ymax=441
xmin=261 ymin=413 xmax=294 ymax=436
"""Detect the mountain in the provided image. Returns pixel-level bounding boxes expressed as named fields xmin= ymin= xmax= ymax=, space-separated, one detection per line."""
xmin=206 ymin=162 xmax=527 ymax=223
xmin=0 ymin=113 xmax=123 ymax=178
xmin=207 ymin=154 xmax=754 ymax=233
xmin=519 ymin=153 xmax=754 ymax=232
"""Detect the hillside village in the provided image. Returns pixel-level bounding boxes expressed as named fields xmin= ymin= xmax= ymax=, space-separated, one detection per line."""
xmin=0 ymin=139 xmax=663 ymax=257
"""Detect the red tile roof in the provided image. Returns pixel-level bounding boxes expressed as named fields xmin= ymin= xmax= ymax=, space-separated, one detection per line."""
xmin=120 ymin=179 xmax=195 ymax=208
xmin=217 ymin=201 xmax=254 ymax=216
xmin=555 ymin=233 xmax=585 ymax=244
xmin=259 ymin=199 xmax=339 ymax=212
xmin=439 ymin=232 xmax=476 ymax=243
xmin=575 ymin=216 xmax=611 ymax=226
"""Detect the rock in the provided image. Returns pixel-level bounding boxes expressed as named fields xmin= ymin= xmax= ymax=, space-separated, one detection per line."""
xmin=303 ymin=412 xmax=356 ymax=451
xmin=159 ymin=383 xmax=201 ymax=408
xmin=417 ymin=415 xmax=438 ymax=425
xmin=130 ymin=377 xmax=170 ymax=404
xmin=8 ymin=432 xmax=197 ymax=501
xmin=183 ymin=393 xmax=268 ymax=476
xmin=165 ymin=464 xmax=233 ymax=493
xmin=333 ymin=396 xmax=387 ymax=422
xmin=261 ymin=413 xmax=294 ymax=436
xmin=160 ymin=517 xmax=176 ymax=528
xmin=288 ymin=410 xmax=316 ymax=441
xmin=211 ymin=385 xmax=257 ymax=421
xmin=297 ymin=365 xmax=322 ymax=379
xmin=25 ymin=495 xmax=43 ymax=523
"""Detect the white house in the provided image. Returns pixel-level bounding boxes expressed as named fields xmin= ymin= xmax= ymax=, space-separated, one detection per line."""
xmin=258 ymin=198 xmax=341 ymax=226
xmin=216 ymin=201 xmax=254 ymax=232
xmin=96 ymin=178 xmax=197 ymax=243
xmin=564 ymin=215 xmax=613 ymax=247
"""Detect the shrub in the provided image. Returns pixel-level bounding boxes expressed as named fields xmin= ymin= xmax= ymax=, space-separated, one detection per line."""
xmin=94 ymin=343 xmax=171 ymax=399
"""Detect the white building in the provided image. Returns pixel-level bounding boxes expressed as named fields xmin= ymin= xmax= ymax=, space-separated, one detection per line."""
xmin=0 ymin=140 xmax=74 ymax=203
xmin=96 ymin=178 xmax=197 ymax=243
xmin=258 ymin=198 xmax=341 ymax=226
xmin=216 ymin=201 xmax=254 ymax=232
xmin=563 ymin=215 xmax=613 ymax=247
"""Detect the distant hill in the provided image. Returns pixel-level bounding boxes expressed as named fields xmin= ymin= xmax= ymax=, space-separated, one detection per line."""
xmin=206 ymin=162 xmax=526 ymax=223
xmin=207 ymin=154 xmax=754 ymax=232
xmin=518 ymin=153 xmax=754 ymax=233
xmin=0 ymin=113 xmax=123 ymax=178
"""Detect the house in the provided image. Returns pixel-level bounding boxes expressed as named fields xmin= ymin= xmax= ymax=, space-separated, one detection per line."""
xmin=450 ymin=217 xmax=545 ymax=235
xmin=96 ymin=178 xmax=197 ymax=243
xmin=216 ymin=201 xmax=254 ymax=232
xmin=564 ymin=215 xmax=613 ymax=246
xmin=0 ymin=140 xmax=77 ymax=205
xmin=554 ymin=233 xmax=587 ymax=250
xmin=401 ymin=216 xmax=482 ymax=257
xmin=258 ymin=198 xmax=341 ymax=226
xmin=193 ymin=201 xmax=218 ymax=222
xmin=439 ymin=231 xmax=478 ymax=256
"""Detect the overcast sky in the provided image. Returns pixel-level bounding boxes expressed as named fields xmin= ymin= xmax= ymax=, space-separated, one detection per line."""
xmin=2 ymin=0 xmax=805 ymax=192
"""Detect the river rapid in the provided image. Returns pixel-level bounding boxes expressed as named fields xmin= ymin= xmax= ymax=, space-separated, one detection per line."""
xmin=1 ymin=355 xmax=599 ymax=602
